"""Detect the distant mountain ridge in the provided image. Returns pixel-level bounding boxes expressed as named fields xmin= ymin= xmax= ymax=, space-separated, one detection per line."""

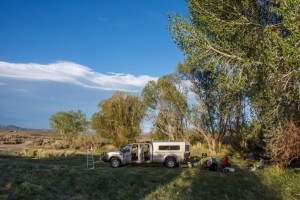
xmin=0 ymin=125 xmax=50 ymax=131
xmin=0 ymin=125 xmax=28 ymax=131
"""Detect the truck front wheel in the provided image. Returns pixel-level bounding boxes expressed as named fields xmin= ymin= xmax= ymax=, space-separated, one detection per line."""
xmin=110 ymin=157 xmax=121 ymax=168
xmin=165 ymin=157 xmax=176 ymax=168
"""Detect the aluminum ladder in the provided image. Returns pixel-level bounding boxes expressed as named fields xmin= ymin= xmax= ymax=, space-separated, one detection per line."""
xmin=86 ymin=146 xmax=94 ymax=170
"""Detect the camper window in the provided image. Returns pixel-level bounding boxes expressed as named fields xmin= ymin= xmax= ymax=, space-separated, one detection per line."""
xmin=159 ymin=145 xmax=180 ymax=150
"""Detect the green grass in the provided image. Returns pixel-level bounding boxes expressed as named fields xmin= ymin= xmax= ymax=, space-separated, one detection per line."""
xmin=0 ymin=153 xmax=300 ymax=200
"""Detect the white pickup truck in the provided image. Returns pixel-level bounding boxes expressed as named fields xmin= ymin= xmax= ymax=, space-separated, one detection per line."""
xmin=100 ymin=140 xmax=190 ymax=168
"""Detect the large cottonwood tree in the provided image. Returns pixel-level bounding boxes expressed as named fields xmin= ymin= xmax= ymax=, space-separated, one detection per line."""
xmin=90 ymin=92 xmax=146 ymax=148
xmin=143 ymin=74 xmax=191 ymax=141
xmin=169 ymin=0 xmax=300 ymax=156
xmin=49 ymin=110 xmax=88 ymax=145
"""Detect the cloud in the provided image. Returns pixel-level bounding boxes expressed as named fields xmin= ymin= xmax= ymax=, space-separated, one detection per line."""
xmin=97 ymin=17 xmax=110 ymax=22
xmin=0 ymin=61 xmax=158 ymax=92
xmin=14 ymin=88 xmax=29 ymax=93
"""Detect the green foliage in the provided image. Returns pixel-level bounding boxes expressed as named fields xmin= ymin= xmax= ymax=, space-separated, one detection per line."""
xmin=49 ymin=110 xmax=88 ymax=145
xmin=242 ymin=1 xmax=300 ymax=160
xmin=168 ymin=0 xmax=300 ymax=161
xmin=143 ymin=74 xmax=191 ymax=140
xmin=90 ymin=92 xmax=146 ymax=148
xmin=168 ymin=0 xmax=257 ymax=154
xmin=150 ymin=130 xmax=169 ymax=140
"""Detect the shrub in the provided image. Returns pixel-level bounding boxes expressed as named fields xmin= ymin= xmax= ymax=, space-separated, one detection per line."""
xmin=32 ymin=139 xmax=43 ymax=146
xmin=16 ymin=148 xmax=76 ymax=159
xmin=268 ymin=121 xmax=300 ymax=168
xmin=51 ymin=140 xmax=69 ymax=149
xmin=73 ymin=134 xmax=102 ymax=150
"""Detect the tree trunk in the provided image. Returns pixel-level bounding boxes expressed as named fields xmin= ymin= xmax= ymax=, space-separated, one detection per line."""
xmin=210 ymin=139 xmax=217 ymax=155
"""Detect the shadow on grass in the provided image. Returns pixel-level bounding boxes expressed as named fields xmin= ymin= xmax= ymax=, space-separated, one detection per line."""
xmin=1 ymin=153 xmax=299 ymax=200
xmin=0 ymin=153 xmax=184 ymax=200
xmin=142 ymin=156 xmax=297 ymax=200
xmin=189 ymin=153 xmax=300 ymax=200
xmin=188 ymin=167 xmax=283 ymax=200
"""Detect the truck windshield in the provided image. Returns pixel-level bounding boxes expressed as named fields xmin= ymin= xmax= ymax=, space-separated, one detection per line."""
xmin=122 ymin=144 xmax=132 ymax=153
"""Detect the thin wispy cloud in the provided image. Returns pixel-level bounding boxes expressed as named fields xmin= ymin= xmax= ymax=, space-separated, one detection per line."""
xmin=0 ymin=61 xmax=158 ymax=92
xmin=97 ymin=17 xmax=110 ymax=22
xmin=14 ymin=88 xmax=29 ymax=93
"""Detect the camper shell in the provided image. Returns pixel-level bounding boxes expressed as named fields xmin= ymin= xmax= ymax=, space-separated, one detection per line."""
xmin=100 ymin=140 xmax=190 ymax=168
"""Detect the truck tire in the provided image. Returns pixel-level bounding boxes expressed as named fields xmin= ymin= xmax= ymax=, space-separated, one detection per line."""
xmin=165 ymin=157 xmax=176 ymax=168
xmin=110 ymin=157 xmax=121 ymax=168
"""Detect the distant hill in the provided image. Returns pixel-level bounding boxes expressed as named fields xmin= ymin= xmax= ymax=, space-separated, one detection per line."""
xmin=0 ymin=125 xmax=28 ymax=131
xmin=0 ymin=125 xmax=50 ymax=132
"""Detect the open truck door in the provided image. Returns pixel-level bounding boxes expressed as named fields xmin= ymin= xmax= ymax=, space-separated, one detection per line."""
xmin=122 ymin=144 xmax=132 ymax=164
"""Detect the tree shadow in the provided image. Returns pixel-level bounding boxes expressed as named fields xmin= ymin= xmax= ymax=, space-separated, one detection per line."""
xmin=2 ymin=152 xmax=293 ymax=200
xmin=188 ymin=163 xmax=283 ymax=199
xmin=0 ymin=152 xmax=184 ymax=200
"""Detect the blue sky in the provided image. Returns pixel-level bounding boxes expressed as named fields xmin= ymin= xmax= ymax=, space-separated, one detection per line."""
xmin=0 ymin=1 xmax=188 ymax=130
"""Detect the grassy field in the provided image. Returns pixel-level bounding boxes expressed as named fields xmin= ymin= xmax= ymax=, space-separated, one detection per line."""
xmin=1 ymin=153 xmax=300 ymax=200
xmin=0 ymin=131 xmax=299 ymax=200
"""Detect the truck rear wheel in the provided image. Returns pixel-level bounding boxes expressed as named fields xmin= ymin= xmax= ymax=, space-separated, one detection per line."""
xmin=165 ymin=157 xmax=176 ymax=168
xmin=110 ymin=157 xmax=121 ymax=168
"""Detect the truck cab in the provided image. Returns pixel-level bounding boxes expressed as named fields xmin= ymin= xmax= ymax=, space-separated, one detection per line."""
xmin=122 ymin=143 xmax=152 ymax=164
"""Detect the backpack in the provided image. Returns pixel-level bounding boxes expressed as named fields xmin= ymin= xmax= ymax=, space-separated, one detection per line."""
xmin=209 ymin=163 xmax=218 ymax=171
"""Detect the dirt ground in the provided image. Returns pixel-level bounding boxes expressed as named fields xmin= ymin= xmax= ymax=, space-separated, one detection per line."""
xmin=0 ymin=130 xmax=53 ymax=152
